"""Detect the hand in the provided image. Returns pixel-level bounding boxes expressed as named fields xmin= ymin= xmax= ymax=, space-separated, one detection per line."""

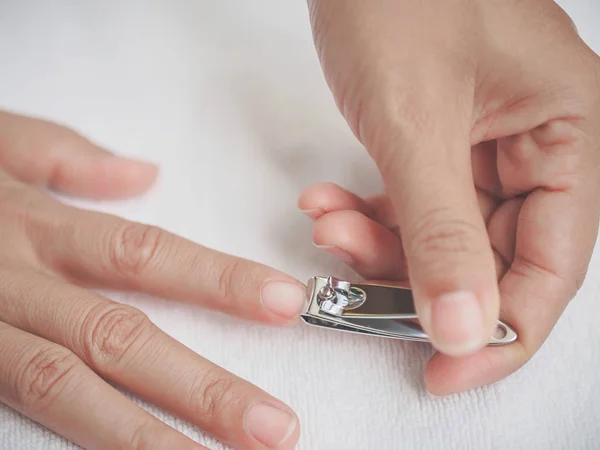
xmin=304 ymin=0 xmax=600 ymax=394
xmin=0 ymin=111 xmax=302 ymax=450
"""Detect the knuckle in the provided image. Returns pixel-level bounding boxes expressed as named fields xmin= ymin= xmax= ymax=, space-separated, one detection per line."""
xmin=386 ymin=89 xmax=435 ymax=135
xmin=512 ymin=254 xmax=579 ymax=298
xmin=363 ymin=89 xmax=436 ymax=161
xmin=109 ymin=223 xmax=165 ymax=278
xmin=192 ymin=371 xmax=236 ymax=420
xmin=409 ymin=208 xmax=483 ymax=258
xmin=44 ymin=134 xmax=82 ymax=178
xmin=127 ymin=420 xmax=157 ymax=450
xmin=0 ymin=185 xmax=44 ymax=226
xmin=15 ymin=346 xmax=79 ymax=413
xmin=43 ymin=125 xmax=83 ymax=155
xmin=512 ymin=254 xmax=567 ymax=284
xmin=216 ymin=258 xmax=243 ymax=302
xmin=82 ymin=304 xmax=155 ymax=369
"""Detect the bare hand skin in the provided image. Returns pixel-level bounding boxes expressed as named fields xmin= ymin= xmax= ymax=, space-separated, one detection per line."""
xmin=0 ymin=111 xmax=302 ymax=450
xmin=303 ymin=0 xmax=600 ymax=394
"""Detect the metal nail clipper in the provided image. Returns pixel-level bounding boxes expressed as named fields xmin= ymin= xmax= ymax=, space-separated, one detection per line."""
xmin=301 ymin=276 xmax=517 ymax=345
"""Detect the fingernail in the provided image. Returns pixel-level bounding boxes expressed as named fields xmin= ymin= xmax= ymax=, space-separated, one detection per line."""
xmin=116 ymin=156 xmax=159 ymax=170
xmin=261 ymin=282 xmax=306 ymax=319
xmin=300 ymin=208 xmax=323 ymax=219
xmin=313 ymin=244 xmax=355 ymax=265
xmin=429 ymin=291 xmax=486 ymax=356
xmin=100 ymin=155 xmax=159 ymax=171
xmin=246 ymin=403 xmax=297 ymax=448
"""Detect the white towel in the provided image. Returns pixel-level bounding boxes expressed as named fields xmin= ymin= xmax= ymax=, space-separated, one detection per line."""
xmin=0 ymin=1 xmax=599 ymax=449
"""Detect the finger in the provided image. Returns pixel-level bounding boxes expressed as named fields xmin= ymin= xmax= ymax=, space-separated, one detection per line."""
xmin=312 ymin=210 xmax=407 ymax=280
xmin=0 ymin=275 xmax=299 ymax=450
xmin=371 ymin=123 xmax=499 ymax=357
xmin=311 ymin=207 xmax=508 ymax=283
xmin=302 ymin=183 xmax=500 ymax=283
xmin=298 ymin=182 xmax=378 ymax=221
xmin=487 ymin=197 xmax=523 ymax=266
xmin=32 ymin=208 xmax=306 ymax=325
xmin=425 ymin=184 xmax=598 ymax=394
xmin=0 ymin=111 xmax=158 ymax=199
xmin=492 ymin=250 xmax=509 ymax=281
xmin=0 ymin=321 xmax=206 ymax=450
xmin=471 ymin=140 xmax=504 ymax=198
xmin=299 ymin=182 xmax=498 ymax=228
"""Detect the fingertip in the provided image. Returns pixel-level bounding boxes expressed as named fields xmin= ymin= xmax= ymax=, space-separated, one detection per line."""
xmin=283 ymin=411 xmax=301 ymax=450
xmin=301 ymin=207 xmax=325 ymax=220
xmin=411 ymin=263 xmax=500 ymax=357
xmin=0 ymin=112 xmax=159 ymax=200
xmin=311 ymin=210 xmax=361 ymax=247
xmin=312 ymin=210 xmax=407 ymax=280
xmin=75 ymin=155 xmax=159 ymax=199
xmin=313 ymin=243 xmax=356 ymax=266
xmin=101 ymin=155 xmax=159 ymax=183
xmin=297 ymin=182 xmax=333 ymax=215
xmin=298 ymin=182 xmax=371 ymax=219
xmin=423 ymin=352 xmax=497 ymax=396
xmin=260 ymin=280 xmax=307 ymax=324
xmin=423 ymin=353 xmax=467 ymax=396
xmin=245 ymin=402 xmax=300 ymax=449
xmin=311 ymin=210 xmax=365 ymax=262
xmin=422 ymin=290 xmax=493 ymax=357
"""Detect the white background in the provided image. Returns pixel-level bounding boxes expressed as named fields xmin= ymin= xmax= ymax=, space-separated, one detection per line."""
xmin=0 ymin=1 xmax=599 ymax=449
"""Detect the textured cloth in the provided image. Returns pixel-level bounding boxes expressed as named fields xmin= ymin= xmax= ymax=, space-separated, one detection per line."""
xmin=0 ymin=1 xmax=599 ymax=449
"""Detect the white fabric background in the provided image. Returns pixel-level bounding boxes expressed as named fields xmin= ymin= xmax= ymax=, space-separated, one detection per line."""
xmin=0 ymin=1 xmax=599 ymax=449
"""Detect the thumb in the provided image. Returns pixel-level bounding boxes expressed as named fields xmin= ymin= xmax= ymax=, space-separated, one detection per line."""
xmin=0 ymin=111 xmax=158 ymax=199
xmin=373 ymin=122 xmax=499 ymax=356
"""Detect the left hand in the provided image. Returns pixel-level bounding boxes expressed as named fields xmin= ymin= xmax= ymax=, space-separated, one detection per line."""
xmin=0 ymin=110 xmax=302 ymax=450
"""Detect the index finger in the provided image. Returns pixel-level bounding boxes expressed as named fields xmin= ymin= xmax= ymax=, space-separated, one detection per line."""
xmin=33 ymin=205 xmax=307 ymax=325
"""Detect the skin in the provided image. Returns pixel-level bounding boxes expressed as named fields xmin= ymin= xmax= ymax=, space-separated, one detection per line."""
xmin=2 ymin=0 xmax=600 ymax=447
xmin=301 ymin=0 xmax=600 ymax=394
xmin=0 ymin=112 xmax=303 ymax=449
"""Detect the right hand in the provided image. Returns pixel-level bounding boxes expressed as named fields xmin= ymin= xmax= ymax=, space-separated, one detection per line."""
xmin=306 ymin=0 xmax=600 ymax=394
xmin=0 ymin=111 xmax=302 ymax=450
